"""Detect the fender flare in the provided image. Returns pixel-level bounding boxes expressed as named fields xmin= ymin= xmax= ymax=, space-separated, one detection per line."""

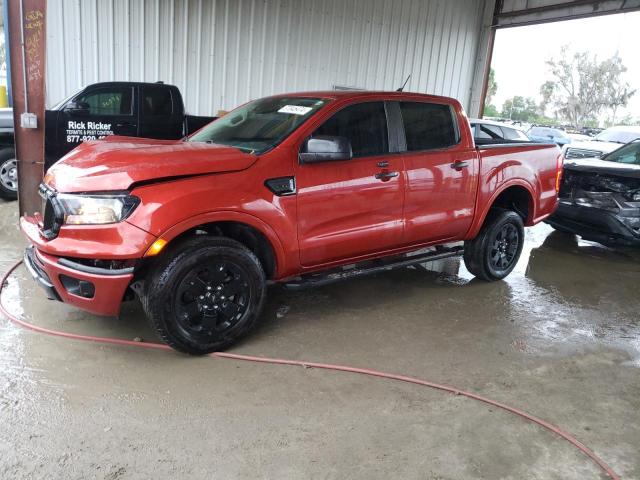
xmin=467 ymin=180 xmax=537 ymax=239
xmin=153 ymin=210 xmax=288 ymax=275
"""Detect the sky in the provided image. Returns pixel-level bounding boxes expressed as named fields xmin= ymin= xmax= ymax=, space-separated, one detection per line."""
xmin=491 ymin=11 xmax=640 ymax=123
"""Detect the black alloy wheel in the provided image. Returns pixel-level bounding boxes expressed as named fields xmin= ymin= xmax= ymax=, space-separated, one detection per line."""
xmin=174 ymin=260 xmax=250 ymax=342
xmin=463 ymin=209 xmax=525 ymax=281
xmin=489 ymin=223 xmax=519 ymax=271
xmin=142 ymin=236 xmax=266 ymax=354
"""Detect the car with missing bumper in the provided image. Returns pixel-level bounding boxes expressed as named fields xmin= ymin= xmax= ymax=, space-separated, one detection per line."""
xmin=547 ymin=139 xmax=640 ymax=247
xmin=21 ymin=90 xmax=561 ymax=354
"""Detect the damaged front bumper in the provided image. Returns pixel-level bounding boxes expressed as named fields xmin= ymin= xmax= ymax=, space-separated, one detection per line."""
xmin=547 ymin=194 xmax=640 ymax=247
xmin=22 ymin=245 xmax=136 ymax=316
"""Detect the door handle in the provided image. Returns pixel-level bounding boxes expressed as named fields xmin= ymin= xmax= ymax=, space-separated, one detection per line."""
xmin=451 ymin=160 xmax=469 ymax=170
xmin=375 ymin=171 xmax=399 ymax=180
xmin=377 ymin=160 xmax=389 ymax=168
xmin=115 ymin=122 xmax=135 ymax=128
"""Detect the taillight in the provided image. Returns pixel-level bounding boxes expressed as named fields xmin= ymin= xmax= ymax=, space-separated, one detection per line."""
xmin=555 ymin=153 xmax=564 ymax=193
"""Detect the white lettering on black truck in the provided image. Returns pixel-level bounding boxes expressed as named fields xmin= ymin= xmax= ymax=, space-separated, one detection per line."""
xmin=66 ymin=121 xmax=114 ymax=144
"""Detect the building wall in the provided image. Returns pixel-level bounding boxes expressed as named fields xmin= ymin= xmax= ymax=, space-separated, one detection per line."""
xmin=46 ymin=0 xmax=488 ymax=115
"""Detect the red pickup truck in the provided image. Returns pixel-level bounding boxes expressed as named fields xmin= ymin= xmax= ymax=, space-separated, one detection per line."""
xmin=21 ymin=91 xmax=562 ymax=354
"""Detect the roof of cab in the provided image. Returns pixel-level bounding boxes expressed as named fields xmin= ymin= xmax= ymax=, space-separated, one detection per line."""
xmin=86 ymin=81 xmax=178 ymax=88
xmin=270 ymin=90 xmax=461 ymax=104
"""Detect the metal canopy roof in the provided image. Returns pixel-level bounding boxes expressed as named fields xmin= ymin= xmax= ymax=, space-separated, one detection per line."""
xmin=494 ymin=0 xmax=640 ymax=28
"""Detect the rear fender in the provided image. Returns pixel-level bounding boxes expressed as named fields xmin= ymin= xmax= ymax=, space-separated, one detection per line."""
xmin=466 ymin=180 xmax=536 ymax=239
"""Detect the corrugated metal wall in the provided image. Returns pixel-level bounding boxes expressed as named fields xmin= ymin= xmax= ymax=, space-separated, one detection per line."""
xmin=46 ymin=0 xmax=487 ymax=115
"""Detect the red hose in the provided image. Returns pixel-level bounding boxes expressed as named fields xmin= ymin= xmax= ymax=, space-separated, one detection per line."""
xmin=0 ymin=259 xmax=621 ymax=479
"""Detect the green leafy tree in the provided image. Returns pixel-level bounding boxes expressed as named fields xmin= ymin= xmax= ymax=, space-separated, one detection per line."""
xmin=486 ymin=68 xmax=497 ymax=105
xmin=482 ymin=68 xmax=498 ymax=117
xmin=483 ymin=104 xmax=499 ymax=117
xmin=501 ymin=96 xmax=539 ymax=122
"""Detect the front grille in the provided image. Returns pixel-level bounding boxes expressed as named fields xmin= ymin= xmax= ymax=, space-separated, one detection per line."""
xmin=564 ymin=148 xmax=602 ymax=160
xmin=38 ymin=183 xmax=64 ymax=240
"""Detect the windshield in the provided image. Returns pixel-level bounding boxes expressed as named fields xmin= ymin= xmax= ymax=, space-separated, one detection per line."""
xmin=189 ymin=96 xmax=328 ymax=153
xmin=529 ymin=127 xmax=565 ymax=138
xmin=594 ymin=128 xmax=640 ymax=144
xmin=50 ymin=92 xmax=77 ymax=110
xmin=603 ymin=140 xmax=640 ymax=165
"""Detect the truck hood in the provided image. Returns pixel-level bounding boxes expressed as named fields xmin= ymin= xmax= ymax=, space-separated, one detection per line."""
xmin=46 ymin=136 xmax=257 ymax=192
xmin=562 ymin=140 xmax=622 ymax=156
xmin=564 ymin=158 xmax=640 ymax=179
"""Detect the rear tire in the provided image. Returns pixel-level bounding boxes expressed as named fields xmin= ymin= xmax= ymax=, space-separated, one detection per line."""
xmin=0 ymin=148 xmax=18 ymax=200
xmin=463 ymin=210 xmax=524 ymax=281
xmin=141 ymin=236 xmax=266 ymax=355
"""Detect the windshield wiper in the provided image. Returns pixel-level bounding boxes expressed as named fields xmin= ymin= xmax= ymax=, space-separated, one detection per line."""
xmin=203 ymin=140 xmax=255 ymax=154
xmin=233 ymin=146 xmax=256 ymax=154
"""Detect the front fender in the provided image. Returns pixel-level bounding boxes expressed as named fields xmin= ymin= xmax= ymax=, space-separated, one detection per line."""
xmin=146 ymin=210 xmax=296 ymax=279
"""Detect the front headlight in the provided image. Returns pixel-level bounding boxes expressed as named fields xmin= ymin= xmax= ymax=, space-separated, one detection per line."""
xmin=57 ymin=193 xmax=139 ymax=225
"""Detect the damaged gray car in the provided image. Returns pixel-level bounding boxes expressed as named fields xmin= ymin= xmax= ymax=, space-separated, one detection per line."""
xmin=547 ymin=139 xmax=640 ymax=247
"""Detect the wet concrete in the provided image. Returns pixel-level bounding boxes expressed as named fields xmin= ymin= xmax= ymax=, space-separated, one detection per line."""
xmin=1 ymin=197 xmax=639 ymax=479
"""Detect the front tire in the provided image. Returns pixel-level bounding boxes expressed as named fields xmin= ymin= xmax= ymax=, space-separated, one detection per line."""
xmin=142 ymin=237 xmax=266 ymax=355
xmin=463 ymin=210 xmax=525 ymax=281
xmin=0 ymin=148 xmax=18 ymax=200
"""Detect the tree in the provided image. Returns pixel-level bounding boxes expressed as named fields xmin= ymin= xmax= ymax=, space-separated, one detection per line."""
xmin=541 ymin=47 xmax=635 ymax=127
xmin=486 ymin=68 xmax=497 ymax=106
xmin=539 ymin=81 xmax=555 ymax=114
xmin=601 ymin=55 xmax=636 ymax=125
xmin=484 ymin=104 xmax=499 ymax=117
xmin=501 ymin=96 xmax=539 ymax=122
xmin=482 ymin=68 xmax=498 ymax=118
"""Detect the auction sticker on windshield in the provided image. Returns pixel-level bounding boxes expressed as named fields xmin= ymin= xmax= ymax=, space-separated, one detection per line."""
xmin=278 ymin=105 xmax=313 ymax=115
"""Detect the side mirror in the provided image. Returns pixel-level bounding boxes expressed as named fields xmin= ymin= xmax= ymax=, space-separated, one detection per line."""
xmin=64 ymin=101 xmax=90 ymax=116
xmin=299 ymin=135 xmax=352 ymax=164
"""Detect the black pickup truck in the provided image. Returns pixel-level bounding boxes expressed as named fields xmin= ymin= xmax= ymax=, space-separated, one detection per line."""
xmin=0 ymin=81 xmax=216 ymax=199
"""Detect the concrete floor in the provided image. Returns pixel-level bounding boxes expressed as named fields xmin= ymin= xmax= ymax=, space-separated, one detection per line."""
xmin=1 ymin=198 xmax=639 ymax=480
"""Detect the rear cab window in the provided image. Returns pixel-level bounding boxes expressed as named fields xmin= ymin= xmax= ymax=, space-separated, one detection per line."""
xmin=142 ymin=86 xmax=174 ymax=116
xmin=399 ymin=102 xmax=459 ymax=151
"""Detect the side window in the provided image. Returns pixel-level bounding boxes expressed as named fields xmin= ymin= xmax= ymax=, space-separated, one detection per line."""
xmin=142 ymin=86 xmax=174 ymax=116
xmin=75 ymin=87 xmax=133 ymax=116
xmin=482 ymin=124 xmax=504 ymax=139
xmin=474 ymin=123 xmax=502 ymax=139
xmin=473 ymin=124 xmax=491 ymax=139
xmin=313 ymin=102 xmax=388 ymax=158
xmin=504 ymin=127 xmax=529 ymax=141
xmin=399 ymin=102 xmax=458 ymax=151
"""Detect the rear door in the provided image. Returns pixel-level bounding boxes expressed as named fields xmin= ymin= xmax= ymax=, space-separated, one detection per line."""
xmin=58 ymin=85 xmax=137 ymax=155
xmin=138 ymin=85 xmax=184 ymax=139
xmin=398 ymin=101 xmax=479 ymax=244
xmin=296 ymin=101 xmax=405 ymax=266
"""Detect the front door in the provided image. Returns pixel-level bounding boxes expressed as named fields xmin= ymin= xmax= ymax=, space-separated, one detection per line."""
xmin=296 ymin=101 xmax=405 ymax=267
xmin=58 ymin=85 xmax=137 ymax=157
